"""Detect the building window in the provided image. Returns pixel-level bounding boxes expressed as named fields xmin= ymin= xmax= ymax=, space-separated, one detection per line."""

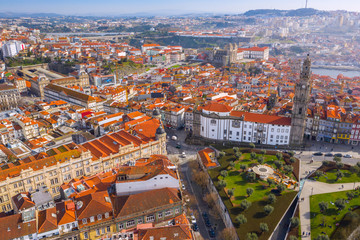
xmin=97 ymin=214 xmax=102 ymax=220
xmin=90 ymin=216 xmax=95 ymax=222
xmin=105 ymin=212 xmax=109 ymax=218
xmin=158 ymin=212 xmax=163 ymax=218
xmin=96 ymin=229 xmax=100 ymax=236
xmin=175 ymin=208 xmax=180 ymax=214
xmin=165 ymin=210 xmax=172 ymax=217
xmin=106 ymin=226 xmax=110 ymax=232
xmin=126 ymin=220 xmax=135 ymax=228
xmin=138 ymin=218 xmax=143 ymax=224
xmin=118 ymin=223 xmax=124 ymax=229
xmin=82 ymin=219 xmax=87 ymax=224
xmin=84 ymin=232 xmax=88 ymax=239
xmin=146 ymin=215 xmax=155 ymax=222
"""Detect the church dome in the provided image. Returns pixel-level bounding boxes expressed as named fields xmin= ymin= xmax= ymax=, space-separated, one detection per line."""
xmin=156 ymin=125 xmax=165 ymax=135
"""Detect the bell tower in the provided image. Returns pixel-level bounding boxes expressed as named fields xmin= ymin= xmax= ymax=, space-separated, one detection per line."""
xmin=290 ymin=55 xmax=311 ymax=146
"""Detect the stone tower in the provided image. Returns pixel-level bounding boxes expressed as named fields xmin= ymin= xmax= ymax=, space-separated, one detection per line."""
xmin=290 ymin=55 xmax=311 ymax=146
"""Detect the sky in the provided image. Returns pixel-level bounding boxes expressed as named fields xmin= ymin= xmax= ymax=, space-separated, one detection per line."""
xmin=0 ymin=0 xmax=359 ymax=15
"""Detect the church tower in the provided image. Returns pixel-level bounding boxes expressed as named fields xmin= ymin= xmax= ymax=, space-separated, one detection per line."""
xmin=290 ymin=55 xmax=311 ymax=146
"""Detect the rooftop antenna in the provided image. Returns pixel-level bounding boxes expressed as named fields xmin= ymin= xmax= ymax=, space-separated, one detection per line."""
xmin=305 ymin=0 xmax=308 ymax=8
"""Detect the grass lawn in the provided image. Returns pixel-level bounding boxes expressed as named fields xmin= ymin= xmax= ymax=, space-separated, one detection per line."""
xmin=208 ymin=147 xmax=298 ymax=239
xmin=310 ymin=190 xmax=360 ymax=239
xmin=316 ymin=169 xmax=360 ymax=184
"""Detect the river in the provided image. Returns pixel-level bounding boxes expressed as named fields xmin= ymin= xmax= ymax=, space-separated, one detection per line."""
xmin=312 ymin=68 xmax=360 ymax=78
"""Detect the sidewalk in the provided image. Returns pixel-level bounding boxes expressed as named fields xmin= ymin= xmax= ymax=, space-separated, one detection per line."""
xmin=299 ymin=180 xmax=359 ymax=239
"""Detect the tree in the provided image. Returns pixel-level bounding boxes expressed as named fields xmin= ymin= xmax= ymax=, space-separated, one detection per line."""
xmin=235 ymin=152 xmax=242 ymax=160
xmin=219 ymin=227 xmax=237 ymax=240
xmin=322 ymin=160 xmax=330 ymax=166
xmin=246 ymin=172 xmax=256 ymax=182
xmin=260 ymin=149 xmax=266 ymax=155
xmin=268 ymin=193 xmax=276 ymax=204
xmin=284 ymin=165 xmax=293 ymax=174
xmin=350 ymin=165 xmax=360 ymax=174
xmin=288 ymin=151 xmax=295 ymax=157
xmin=276 ymin=152 xmax=283 ymax=160
xmin=246 ymin=187 xmax=254 ymax=197
xmin=315 ymin=171 xmax=324 ymax=178
xmin=240 ymin=200 xmax=251 ymax=211
xmin=277 ymin=184 xmax=286 ymax=194
xmin=219 ymin=151 xmax=226 ymax=158
xmin=193 ymin=171 xmax=208 ymax=189
xmin=218 ymin=180 xmax=227 ymax=189
xmin=257 ymin=156 xmax=264 ymax=164
xmin=335 ymin=198 xmax=346 ymax=211
xmin=233 ymin=147 xmax=239 ymax=153
xmin=246 ymin=233 xmax=258 ymax=240
xmin=229 ymin=161 xmax=235 ymax=168
xmin=336 ymin=170 xmax=344 ymax=181
xmin=346 ymin=191 xmax=355 ymax=199
xmin=227 ymin=189 xmax=234 ymax=198
xmin=250 ymin=152 xmax=257 ymax=160
xmin=259 ymin=223 xmax=269 ymax=233
xmin=336 ymin=162 xmax=344 ymax=169
xmin=315 ymin=234 xmax=330 ymax=240
xmin=289 ymin=236 xmax=298 ymax=240
xmin=333 ymin=156 xmax=341 ymax=163
xmin=290 ymin=157 xmax=296 ymax=164
xmin=267 ymin=178 xmax=275 ymax=187
xmin=319 ymin=201 xmax=328 ymax=213
xmin=264 ymin=205 xmax=274 ymax=215
xmin=240 ymin=164 xmax=247 ymax=172
xmin=249 ymin=143 xmax=255 ymax=149
xmin=235 ymin=214 xmax=247 ymax=224
xmin=357 ymin=162 xmax=360 ymax=168
xmin=274 ymin=160 xmax=283 ymax=169
xmin=290 ymin=217 xmax=300 ymax=228
xmin=220 ymin=170 xmax=228 ymax=178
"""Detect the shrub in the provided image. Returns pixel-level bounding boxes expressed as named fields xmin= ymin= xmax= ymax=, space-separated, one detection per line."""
xmin=219 ymin=151 xmax=226 ymax=157
xmin=259 ymin=222 xmax=269 ymax=233
xmin=357 ymin=162 xmax=360 ymax=168
xmin=264 ymin=205 xmax=274 ymax=215
xmin=227 ymin=189 xmax=234 ymax=198
xmin=235 ymin=214 xmax=247 ymax=224
xmin=250 ymin=152 xmax=257 ymax=160
xmin=336 ymin=162 xmax=344 ymax=169
xmin=336 ymin=170 xmax=344 ymax=180
xmin=260 ymin=149 xmax=266 ymax=155
xmin=268 ymin=193 xmax=276 ymax=204
xmin=290 ymin=217 xmax=300 ymax=228
xmin=315 ymin=171 xmax=324 ymax=178
xmin=289 ymin=236 xmax=298 ymax=240
xmin=240 ymin=200 xmax=252 ymax=211
xmin=235 ymin=152 xmax=242 ymax=159
xmin=233 ymin=147 xmax=239 ymax=153
xmin=246 ymin=187 xmax=254 ymax=197
xmin=346 ymin=191 xmax=355 ymax=199
xmin=267 ymin=178 xmax=275 ymax=187
xmin=249 ymin=143 xmax=255 ymax=149
xmin=288 ymin=151 xmax=295 ymax=157
xmin=276 ymin=152 xmax=283 ymax=160
xmin=322 ymin=160 xmax=330 ymax=166
xmin=290 ymin=157 xmax=296 ymax=163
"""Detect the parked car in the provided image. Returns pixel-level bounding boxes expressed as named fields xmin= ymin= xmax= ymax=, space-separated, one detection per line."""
xmin=313 ymin=152 xmax=323 ymax=156
xmin=205 ymin=218 xmax=211 ymax=227
xmin=209 ymin=228 xmax=216 ymax=238
xmin=334 ymin=153 xmax=343 ymax=157
xmin=182 ymin=184 xmax=186 ymax=191
xmin=344 ymin=154 xmax=352 ymax=158
xmin=171 ymin=135 xmax=177 ymax=140
xmin=192 ymin=223 xmax=199 ymax=232
xmin=190 ymin=214 xmax=196 ymax=224
xmin=202 ymin=212 xmax=209 ymax=220
xmin=325 ymin=153 xmax=333 ymax=157
xmin=176 ymin=143 xmax=181 ymax=149
xmin=181 ymin=152 xmax=186 ymax=158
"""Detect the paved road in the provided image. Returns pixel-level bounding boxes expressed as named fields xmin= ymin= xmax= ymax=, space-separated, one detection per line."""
xmin=299 ymin=180 xmax=360 ymax=240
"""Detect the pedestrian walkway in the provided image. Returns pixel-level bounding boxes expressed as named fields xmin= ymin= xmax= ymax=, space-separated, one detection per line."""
xmin=299 ymin=180 xmax=359 ymax=239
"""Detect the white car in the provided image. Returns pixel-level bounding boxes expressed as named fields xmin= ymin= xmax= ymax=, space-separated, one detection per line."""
xmin=182 ymin=184 xmax=186 ymax=190
xmin=190 ymin=215 xmax=196 ymax=224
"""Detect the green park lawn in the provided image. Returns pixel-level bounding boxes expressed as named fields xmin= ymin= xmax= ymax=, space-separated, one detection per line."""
xmin=208 ymin=148 xmax=298 ymax=239
xmin=310 ymin=190 xmax=360 ymax=239
xmin=316 ymin=169 xmax=360 ymax=184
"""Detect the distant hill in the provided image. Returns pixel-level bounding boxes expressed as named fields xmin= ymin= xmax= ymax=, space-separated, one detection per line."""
xmin=244 ymin=8 xmax=328 ymax=17
xmin=0 ymin=12 xmax=62 ymax=18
